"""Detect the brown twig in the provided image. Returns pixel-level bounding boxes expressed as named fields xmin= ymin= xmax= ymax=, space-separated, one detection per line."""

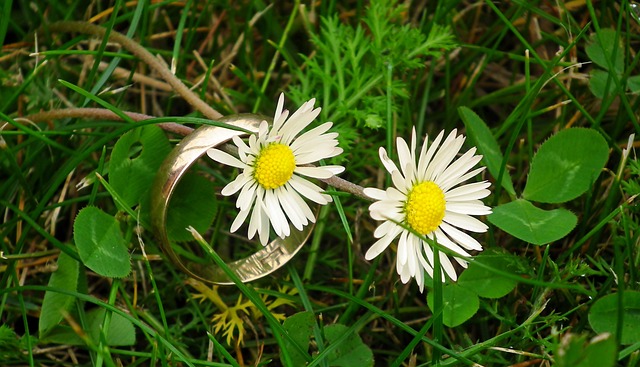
xmin=20 ymin=108 xmax=193 ymax=136
xmin=42 ymin=21 xmax=224 ymax=121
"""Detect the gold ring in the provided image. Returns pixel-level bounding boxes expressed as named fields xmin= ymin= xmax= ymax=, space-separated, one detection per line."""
xmin=150 ymin=114 xmax=313 ymax=284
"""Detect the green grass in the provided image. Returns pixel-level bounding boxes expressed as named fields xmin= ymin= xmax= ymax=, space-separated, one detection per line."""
xmin=1 ymin=0 xmax=639 ymax=366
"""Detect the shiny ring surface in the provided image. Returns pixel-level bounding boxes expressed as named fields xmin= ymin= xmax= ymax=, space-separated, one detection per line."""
xmin=150 ymin=114 xmax=313 ymax=284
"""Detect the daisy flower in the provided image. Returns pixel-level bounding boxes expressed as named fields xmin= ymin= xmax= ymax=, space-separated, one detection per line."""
xmin=207 ymin=93 xmax=344 ymax=245
xmin=363 ymin=128 xmax=491 ymax=292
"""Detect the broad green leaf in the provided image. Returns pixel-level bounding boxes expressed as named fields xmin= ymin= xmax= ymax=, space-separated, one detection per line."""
xmin=74 ymin=206 xmax=131 ymax=278
xmin=427 ymin=283 xmax=479 ymax=328
xmin=39 ymin=252 xmax=80 ymax=337
xmin=280 ymin=311 xmax=314 ymax=367
xmin=459 ymin=106 xmax=515 ymax=196
xmin=523 ymin=128 xmax=608 ymax=203
xmin=589 ymin=69 xmax=618 ymax=99
xmin=324 ymin=324 xmax=374 ymax=367
xmin=109 ymin=125 xmax=171 ymax=209
xmin=555 ymin=333 xmax=616 ymax=367
xmin=488 ymin=199 xmax=577 ymax=245
xmin=166 ymin=172 xmax=218 ymax=242
xmin=86 ymin=308 xmax=136 ymax=346
xmin=585 ymin=28 xmax=623 ymax=74
xmin=589 ymin=291 xmax=640 ymax=345
xmin=40 ymin=308 xmax=136 ymax=346
xmin=458 ymin=249 xmax=519 ymax=299
xmin=627 ymin=75 xmax=640 ymax=94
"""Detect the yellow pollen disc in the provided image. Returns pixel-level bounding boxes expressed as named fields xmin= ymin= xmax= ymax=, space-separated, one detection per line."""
xmin=404 ymin=181 xmax=446 ymax=235
xmin=253 ymin=143 xmax=296 ymax=189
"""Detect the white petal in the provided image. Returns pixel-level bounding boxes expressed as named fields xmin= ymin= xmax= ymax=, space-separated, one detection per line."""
xmin=284 ymin=183 xmax=316 ymax=223
xmin=433 ymin=228 xmax=472 ymax=258
xmin=207 ymin=148 xmax=246 ymax=169
xmin=364 ymin=187 xmax=386 ymax=201
xmin=426 ymin=131 xmax=464 ymax=180
xmin=418 ymin=130 xmax=445 ymax=180
xmin=397 ymin=230 xmax=409 ymax=266
xmin=258 ymin=120 xmax=270 ymax=140
xmin=435 ymin=149 xmax=481 ymax=186
xmin=221 ymin=172 xmax=252 ymax=196
xmin=440 ymin=167 xmax=486 ymax=192
xmin=421 ymin=241 xmax=435 ymax=278
xmin=247 ymin=198 xmax=261 ymax=240
xmin=322 ymin=165 xmax=345 ymax=175
xmin=439 ymin=252 xmax=457 ymax=281
xmin=236 ymin=180 xmax=258 ymax=211
xmin=365 ymin=226 xmax=403 ymax=260
xmin=397 ymin=260 xmax=412 ymax=284
xmin=294 ymin=166 xmax=336 ymax=179
xmin=272 ymin=93 xmax=286 ymax=132
xmin=295 ymin=146 xmax=343 ymax=164
xmin=396 ymin=136 xmax=413 ymax=179
xmin=410 ymin=127 xmax=418 ymax=164
xmin=232 ymin=135 xmax=251 ymax=161
xmin=373 ymin=220 xmax=399 ymax=238
xmin=289 ymin=175 xmax=331 ymax=204
xmin=387 ymin=187 xmax=406 ymax=202
xmin=290 ymin=122 xmax=334 ymax=152
xmin=445 ymin=202 xmax=492 ymax=216
xmin=391 ymin=170 xmax=409 ymax=194
xmin=445 ymin=181 xmax=491 ymax=201
xmin=230 ymin=208 xmax=251 ymax=232
xmin=368 ymin=201 xmax=403 ymax=221
xmin=439 ymin=222 xmax=483 ymax=251
xmin=443 ymin=212 xmax=489 ymax=233
xmin=265 ymin=189 xmax=290 ymax=238
xmin=276 ymin=186 xmax=308 ymax=230
xmin=379 ymin=147 xmax=399 ymax=174
xmin=280 ymin=105 xmax=321 ymax=144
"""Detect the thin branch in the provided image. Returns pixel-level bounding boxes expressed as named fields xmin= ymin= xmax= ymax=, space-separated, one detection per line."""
xmin=22 ymin=108 xmax=193 ymax=136
xmin=42 ymin=21 xmax=224 ymax=121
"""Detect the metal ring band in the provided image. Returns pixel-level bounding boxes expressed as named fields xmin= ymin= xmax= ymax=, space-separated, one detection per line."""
xmin=150 ymin=114 xmax=313 ymax=284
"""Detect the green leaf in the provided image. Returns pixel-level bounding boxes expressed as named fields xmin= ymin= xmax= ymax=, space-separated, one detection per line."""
xmin=166 ymin=172 xmax=218 ymax=242
xmin=280 ymin=311 xmax=314 ymax=367
xmin=109 ymin=125 xmax=171 ymax=209
xmin=427 ymin=283 xmax=479 ymax=328
xmin=324 ymin=324 xmax=374 ymax=367
xmin=589 ymin=69 xmax=617 ymax=99
xmin=39 ymin=252 xmax=80 ymax=337
xmin=488 ymin=199 xmax=577 ymax=245
xmin=458 ymin=249 xmax=518 ymax=299
xmin=40 ymin=308 xmax=136 ymax=346
xmin=459 ymin=106 xmax=515 ymax=196
xmin=585 ymin=28 xmax=623 ymax=74
xmin=627 ymin=75 xmax=640 ymax=94
xmin=589 ymin=291 xmax=640 ymax=345
xmin=554 ymin=333 xmax=617 ymax=367
xmin=74 ymin=206 xmax=131 ymax=278
xmin=523 ymin=128 xmax=609 ymax=203
xmin=86 ymin=308 xmax=136 ymax=346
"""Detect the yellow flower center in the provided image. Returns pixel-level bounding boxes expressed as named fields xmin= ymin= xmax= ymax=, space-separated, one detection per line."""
xmin=253 ymin=143 xmax=296 ymax=189
xmin=404 ymin=181 xmax=446 ymax=235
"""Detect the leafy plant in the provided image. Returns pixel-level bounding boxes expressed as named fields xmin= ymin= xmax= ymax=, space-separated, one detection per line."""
xmin=553 ymin=333 xmax=616 ymax=367
xmin=280 ymin=311 xmax=374 ymax=367
xmin=586 ymin=28 xmax=640 ymax=98
xmin=427 ymin=249 xmax=521 ymax=327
